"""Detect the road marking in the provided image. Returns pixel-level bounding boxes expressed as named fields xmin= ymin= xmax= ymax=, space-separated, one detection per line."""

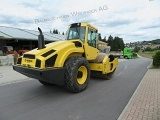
xmin=68 ymin=115 xmax=81 ymax=120
xmin=115 ymin=72 xmax=122 ymax=76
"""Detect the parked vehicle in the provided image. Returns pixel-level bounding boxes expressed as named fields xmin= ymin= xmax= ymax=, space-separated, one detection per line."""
xmin=2 ymin=46 xmax=29 ymax=56
xmin=123 ymin=47 xmax=133 ymax=59
xmin=2 ymin=46 xmax=13 ymax=54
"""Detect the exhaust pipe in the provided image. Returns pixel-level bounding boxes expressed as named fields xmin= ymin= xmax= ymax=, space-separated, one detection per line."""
xmin=38 ymin=27 xmax=45 ymax=49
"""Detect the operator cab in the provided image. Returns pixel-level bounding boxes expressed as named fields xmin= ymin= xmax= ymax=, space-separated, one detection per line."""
xmin=67 ymin=23 xmax=86 ymax=42
xmin=67 ymin=22 xmax=99 ymax=60
xmin=67 ymin=23 xmax=98 ymax=48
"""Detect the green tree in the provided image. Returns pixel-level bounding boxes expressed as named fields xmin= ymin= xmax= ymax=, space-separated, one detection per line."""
xmin=98 ymin=33 xmax=102 ymax=41
xmin=134 ymin=46 xmax=140 ymax=53
xmin=53 ymin=29 xmax=59 ymax=34
xmin=53 ymin=29 xmax=56 ymax=34
xmin=118 ymin=38 xmax=125 ymax=50
xmin=112 ymin=37 xmax=119 ymax=51
xmin=101 ymin=36 xmax=107 ymax=43
xmin=108 ymin=36 xmax=124 ymax=51
xmin=107 ymin=35 xmax=113 ymax=50
xmin=55 ymin=29 xmax=58 ymax=34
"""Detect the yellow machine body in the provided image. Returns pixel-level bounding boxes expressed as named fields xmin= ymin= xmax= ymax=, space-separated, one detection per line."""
xmin=13 ymin=22 xmax=118 ymax=92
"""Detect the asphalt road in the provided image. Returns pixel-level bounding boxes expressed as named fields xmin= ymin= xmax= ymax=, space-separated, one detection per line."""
xmin=0 ymin=57 xmax=152 ymax=120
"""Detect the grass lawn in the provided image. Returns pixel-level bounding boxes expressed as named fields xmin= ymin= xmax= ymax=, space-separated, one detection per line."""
xmin=138 ymin=50 xmax=160 ymax=69
xmin=138 ymin=50 xmax=160 ymax=59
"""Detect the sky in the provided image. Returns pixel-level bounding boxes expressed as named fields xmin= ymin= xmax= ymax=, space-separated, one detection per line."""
xmin=0 ymin=0 xmax=159 ymax=43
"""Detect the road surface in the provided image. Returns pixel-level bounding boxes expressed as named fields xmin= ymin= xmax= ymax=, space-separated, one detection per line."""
xmin=0 ymin=57 xmax=152 ymax=120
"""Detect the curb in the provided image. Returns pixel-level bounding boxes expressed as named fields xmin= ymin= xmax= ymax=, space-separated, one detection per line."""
xmin=147 ymin=59 xmax=153 ymax=69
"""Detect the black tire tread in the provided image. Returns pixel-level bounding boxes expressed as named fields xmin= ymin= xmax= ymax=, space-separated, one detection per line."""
xmin=64 ymin=56 xmax=90 ymax=93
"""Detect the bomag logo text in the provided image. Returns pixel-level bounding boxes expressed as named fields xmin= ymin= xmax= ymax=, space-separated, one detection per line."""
xmin=25 ymin=59 xmax=33 ymax=63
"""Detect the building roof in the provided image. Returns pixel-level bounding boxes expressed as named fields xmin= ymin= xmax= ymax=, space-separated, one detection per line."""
xmin=0 ymin=26 xmax=65 ymax=41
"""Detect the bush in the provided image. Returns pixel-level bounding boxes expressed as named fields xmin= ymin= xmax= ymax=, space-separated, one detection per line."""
xmin=133 ymin=52 xmax=137 ymax=58
xmin=153 ymin=51 xmax=160 ymax=67
xmin=145 ymin=47 xmax=152 ymax=51
xmin=133 ymin=46 xmax=140 ymax=53
xmin=144 ymin=47 xmax=160 ymax=52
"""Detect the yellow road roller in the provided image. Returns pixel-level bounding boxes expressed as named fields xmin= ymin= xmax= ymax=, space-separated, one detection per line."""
xmin=13 ymin=22 xmax=118 ymax=93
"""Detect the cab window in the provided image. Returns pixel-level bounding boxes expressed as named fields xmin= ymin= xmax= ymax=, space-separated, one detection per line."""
xmin=67 ymin=26 xmax=86 ymax=42
xmin=87 ymin=28 xmax=97 ymax=48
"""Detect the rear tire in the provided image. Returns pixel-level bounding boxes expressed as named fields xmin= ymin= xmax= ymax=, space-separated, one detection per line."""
xmin=64 ymin=56 xmax=90 ymax=93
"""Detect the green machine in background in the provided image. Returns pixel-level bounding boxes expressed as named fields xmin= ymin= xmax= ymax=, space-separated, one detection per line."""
xmin=123 ymin=47 xmax=133 ymax=59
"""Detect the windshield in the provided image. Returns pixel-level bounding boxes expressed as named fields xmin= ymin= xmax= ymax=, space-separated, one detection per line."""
xmin=67 ymin=26 xmax=86 ymax=42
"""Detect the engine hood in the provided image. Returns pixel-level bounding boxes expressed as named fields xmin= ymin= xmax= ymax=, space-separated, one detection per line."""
xmin=18 ymin=40 xmax=84 ymax=69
